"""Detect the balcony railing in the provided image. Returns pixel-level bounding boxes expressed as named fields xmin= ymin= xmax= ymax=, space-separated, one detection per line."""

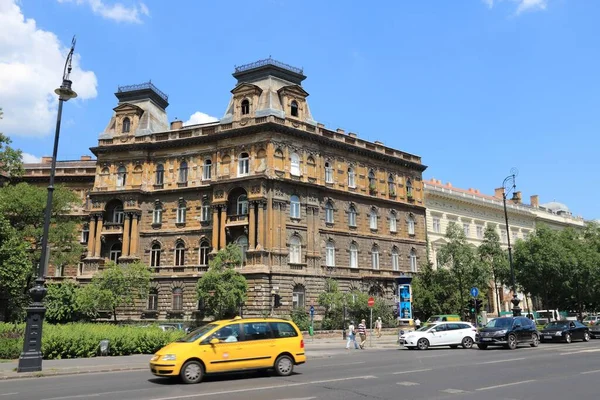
xmin=227 ymin=214 xmax=248 ymax=223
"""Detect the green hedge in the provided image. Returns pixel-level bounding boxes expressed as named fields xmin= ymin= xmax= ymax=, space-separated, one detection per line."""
xmin=0 ymin=323 xmax=184 ymax=360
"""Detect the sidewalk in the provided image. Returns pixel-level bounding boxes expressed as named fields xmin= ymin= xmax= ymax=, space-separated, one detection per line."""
xmin=0 ymin=334 xmax=398 ymax=380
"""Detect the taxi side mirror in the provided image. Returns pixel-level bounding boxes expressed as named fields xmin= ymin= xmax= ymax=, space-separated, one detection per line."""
xmin=209 ymin=338 xmax=220 ymax=345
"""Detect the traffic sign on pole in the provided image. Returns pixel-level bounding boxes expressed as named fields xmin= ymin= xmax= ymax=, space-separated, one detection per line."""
xmin=309 ymin=305 xmax=314 ymax=318
xmin=470 ymin=287 xmax=479 ymax=298
xmin=368 ymin=297 xmax=375 ymax=307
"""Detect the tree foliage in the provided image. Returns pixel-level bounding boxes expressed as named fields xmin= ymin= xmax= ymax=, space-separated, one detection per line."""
xmin=196 ymin=244 xmax=248 ymax=320
xmin=412 ymin=261 xmax=460 ymax=319
xmin=0 ymin=108 xmax=24 ymax=177
xmin=478 ymin=225 xmax=510 ymax=313
xmin=45 ymin=280 xmax=81 ymax=324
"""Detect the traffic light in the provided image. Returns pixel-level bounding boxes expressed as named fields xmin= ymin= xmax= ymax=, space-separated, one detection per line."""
xmin=469 ymin=298 xmax=476 ymax=314
xmin=476 ymin=299 xmax=483 ymax=313
xmin=273 ymin=294 xmax=282 ymax=309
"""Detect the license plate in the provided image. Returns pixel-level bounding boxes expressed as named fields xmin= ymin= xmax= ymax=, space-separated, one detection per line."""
xmin=544 ymin=336 xmax=552 ymax=340
xmin=481 ymin=338 xmax=492 ymax=341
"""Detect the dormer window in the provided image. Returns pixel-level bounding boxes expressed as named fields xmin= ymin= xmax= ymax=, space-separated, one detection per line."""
xmin=290 ymin=100 xmax=299 ymax=117
xmin=241 ymin=99 xmax=250 ymax=115
xmin=122 ymin=117 xmax=131 ymax=133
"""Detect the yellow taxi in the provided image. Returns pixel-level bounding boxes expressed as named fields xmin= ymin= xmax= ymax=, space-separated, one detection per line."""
xmin=150 ymin=317 xmax=306 ymax=384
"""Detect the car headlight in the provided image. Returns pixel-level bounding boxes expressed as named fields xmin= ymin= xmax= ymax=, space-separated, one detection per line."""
xmin=495 ymin=330 xmax=507 ymax=336
xmin=555 ymin=331 xmax=563 ymax=336
xmin=161 ymin=354 xmax=177 ymax=361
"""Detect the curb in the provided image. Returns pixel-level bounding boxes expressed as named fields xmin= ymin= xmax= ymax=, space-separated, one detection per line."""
xmin=0 ymin=366 xmax=148 ymax=381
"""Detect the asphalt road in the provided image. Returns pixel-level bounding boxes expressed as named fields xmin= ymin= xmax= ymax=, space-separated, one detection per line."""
xmin=3 ymin=340 xmax=600 ymax=400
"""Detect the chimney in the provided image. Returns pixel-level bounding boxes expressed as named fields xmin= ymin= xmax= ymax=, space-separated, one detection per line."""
xmin=336 ymin=128 xmax=345 ymax=134
xmin=494 ymin=188 xmax=504 ymax=199
xmin=80 ymin=155 xmax=92 ymax=161
xmin=348 ymin=132 xmax=357 ymax=138
xmin=513 ymin=191 xmax=522 ymax=204
xmin=446 ymin=182 xmax=452 ymax=188
xmin=170 ymin=120 xmax=183 ymax=130
xmin=530 ymin=195 xmax=539 ymax=208
xmin=41 ymin=156 xmax=52 ymax=163
xmin=317 ymin=123 xmax=325 ymax=128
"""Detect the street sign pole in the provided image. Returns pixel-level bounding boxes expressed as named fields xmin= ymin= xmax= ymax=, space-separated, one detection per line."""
xmin=370 ymin=307 xmax=373 ymax=348
xmin=309 ymin=305 xmax=315 ymax=342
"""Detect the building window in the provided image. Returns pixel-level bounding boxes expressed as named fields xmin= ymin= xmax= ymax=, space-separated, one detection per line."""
xmin=512 ymin=231 xmax=519 ymax=243
xmin=476 ymin=225 xmax=484 ymax=239
xmin=153 ymin=204 xmax=162 ymax=225
xmin=348 ymin=167 xmax=356 ymax=188
xmin=237 ymin=235 xmax=248 ymax=263
xmin=117 ymin=166 xmax=127 ymax=187
xmin=113 ymin=205 xmax=124 ymax=224
xmin=201 ymin=200 xmax=211 ymax=222
xmin=371 ymin=245 xmax=380 ymax=270
xmin=150 ymin=243 xmax=161 ymax=267
xmin=463 ymin=223 xmax=470 ymax=237
xmin=501 ymin=230 xmax=507 ymax=243
xmin=81 ymin=224 xmax=89 ymax=243
xmin=178 ymin=161 xmax=188 ymax=183
xmin=202 ymin=159 xmax=212 ymax=180
xmin=289 ymin=235 xmax=301 ymax=264
xmin=433 ymin=217 xmax=441 ymax=233
xmin=368 ymin=169 xmax=376 ymax=189
xmin=290 ymin=195 xmax=300 ymax=219
xmin=290 ymin=100 xmax=299 ymax=117
xmin=349 ymin=243 xmax=358 ymax=268
xmin=110 ymin=243 xmax=121 ymax=263
xmin=148 ymin=288 xmax=158 ymax=311
xmin=348 ymin=206 xmax=357 ymax=227
xmin=177 ymin=201 xmax=186 ymax=224
xmin=199 ymin=241 xmax=210 ymax=266
xmin=325 ymin=201 xmax=334 ymax=224
xmin=325 ymin=162 xmax=333 ymax=183
xmin=406 ymin=178 xmax=413 ymax=197
xmin=392 ymin=247 xmax=400 ymax=271
xmin=238 ymin=152 xmax=249 ymax=176
xmin=237 ymin=194 xmax=248 ymax=215
xmin=290 ymin=153 xmax=300 ymax=176
xmin=155 ymin=164 xmax=164 ymax=185
xmin=326 ymin=241 xmax=335 ymax=267
xmin=122 ymin=117 xmax=130 ymax=133
xmin=241 ymin=99 xmax=250 ymax=115
xmin=409 ymin=249 xmax=417 ymax=272
xmin=174 ymin=242 xmax=185 ymax=266
xmin=369 ymin=208 xmax=378 ymax=230
xmin=408 ymin=215 xmax=415 ymax=235
xmin=172 ymin=288 xmax=183 ymax=311
xmin=389 ymin=211 xmax=397 ymax=233
xmin=292 ymin=285 xmax=305 ymax=308
xmin=388 ymin=174 xmax=396 ymax=196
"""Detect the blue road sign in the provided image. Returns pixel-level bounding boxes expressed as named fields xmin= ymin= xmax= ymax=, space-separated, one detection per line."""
xmin=310 ymin=305 xmax=315 ymax=317
xmin=470 ymin=287 xmax=479 ymax=297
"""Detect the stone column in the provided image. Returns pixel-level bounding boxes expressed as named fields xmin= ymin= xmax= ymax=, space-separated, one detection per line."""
xmin=130 ymin=214 xmax=139 ymax=257
xmin=94 ymin=216 xmax=103 ymax=258
xmin=211 ymin=206 xmax=219 ymax=250
xmin=122 ymin=213 xmax=131 ymax=257
xmin=219 ymin=206 xmax=227 ymax=250
xmin=249 ymin=202 xmax=256 ymax=250
xmin=87 ymin=216 xmax=96 ymax=258
xmin=267 ymin=196 xmax=273 ymax=251
xmin=257 ymin=201 xmax=264 ymax=250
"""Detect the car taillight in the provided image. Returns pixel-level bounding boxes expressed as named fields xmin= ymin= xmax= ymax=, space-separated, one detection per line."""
xmin=300 ymin=339 xmax=304 ymax=349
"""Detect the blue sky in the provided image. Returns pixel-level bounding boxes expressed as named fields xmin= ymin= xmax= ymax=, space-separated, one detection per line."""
xmin=0 ymin=0 xmax=598 ymax=220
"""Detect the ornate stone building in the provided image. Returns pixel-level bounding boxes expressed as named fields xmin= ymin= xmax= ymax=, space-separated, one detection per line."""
xmin=74 ymin=59 xmax=428 ymax=319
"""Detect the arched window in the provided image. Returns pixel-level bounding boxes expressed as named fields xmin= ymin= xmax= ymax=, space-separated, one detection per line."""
xmin=153 ymin=202 xmax=162 ymax=225
xmin=392 ymin=246 xmax=400 ymax=271
xmin=290 ymin=152 xmax=300 ymax=176
xmin=238 ymin=152 xmax=249 ymax=176
xmin=175 ymin=242 xmax=185 ymax=266
xmin=406 ymin=178 xmax=413 ymax=197
xmin=389 ymin=210 xmax=397 ymax=233
xmin=172 ymin=288 xmax=183 ymax=311
xmin=410 ymin=249 xmax=417 ymax=272
xmin=325 ymin=240 xmax=335 ymax=267
xmin=122 ymin=117 xmax=130 ymax=133
xmin=388 ymin=174 xmax=396 ymax=196
xmin=292 ymin=285 xmax=305 ymax=308
xmin=324 ymin=161 xmax=333 ymax=183
xmin=155 ymin=164 xmax=164 ymax=185
xmin=236 ymin=235 xmax=248 ymax=263
xmin=348 ymin=205 xmax=357 ymax=227
xmin=408 ymin=215 xmax=415 ymax=235
xmin=110 ymin=243 xmax=121 ymax=263
xmin=117 ymin=166 xmax=127 ymax=187
xmin=290 ymin=195 xmax=300 ymax=219
xmin=178 ymin=161 xmax=188 ymax=183
xmin=199 ymin=240 xmax=210 ymax=266
xmin=348 ymin=167 xmax=356 ymax=188
xmin=371 ymin=245 xmax=380 ymax=270
xmin=349 ymin=243 xmax=358 ymax=269
xmin=150 ymin=242 xmax=161 ymax=267
xmin=368 ymin=169 xmax=376 ymax=188
xmin=241 ymin=99 xmax=250 ymax=115
xmin=203 ymin=159 xmax=212 ymax=180
xmin=147 ymin=288 xmax=158 ymax=311
xmin=369 ymin=208 xmax=378 ymax=230
xmin=290 ymin=100 xmax=299 ymax=117
xmin=237 ymin=194 xmax=248 ymax=215
xmin=113 ymin=205 xmax=124 ymax=224
xmin=325 ymin=201 xmax=334 ymax=224
xmin=289 ymin=235 xmax=301 ymax=264
xmin=177 ymin=199 xmax=186 ymax=224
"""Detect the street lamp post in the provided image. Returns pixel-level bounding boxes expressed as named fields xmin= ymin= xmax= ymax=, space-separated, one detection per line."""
xmin=501 ymin=169 xmax=522 ymax=318
xmin=17 ymin=37 xmax=78 ymax=373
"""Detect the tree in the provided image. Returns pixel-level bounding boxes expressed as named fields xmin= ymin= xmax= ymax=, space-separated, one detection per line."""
xmin=77 ymin=261 xmax=151 ymax=321
xmin=196 ymin=244 xmax=248 ymax=320
xmin=0 ymin=214 xmax=32 ymax=321
xmin=0 ymin=108 xmax=23 ymax=177
xmin=317 ymin=278 xmax=346 ymax=329
xmin=45 ymin=280 xmax=81 ymax=323
xmin=478 ymin=226 xmax=509 ymax=315
xmin=412 ymin=261 xmax=460 ymax=319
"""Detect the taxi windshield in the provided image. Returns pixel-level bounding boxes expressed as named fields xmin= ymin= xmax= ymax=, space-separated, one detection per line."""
xmin=176 ymin=324 xmax=217 ymax=343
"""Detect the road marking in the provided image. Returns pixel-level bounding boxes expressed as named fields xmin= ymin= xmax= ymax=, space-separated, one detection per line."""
xmin=276 ymin=398 xmax=316 ymax=400
xmin=44 ymin=388 xmax=154 ymax=400
xmin=440 ymin=389 xmax=466 ymax=394
xmin=0 ymin=394 xmax=19 ymax=397
xmin=475 ymin=357 xmax=526 ymax=365
xmin=314 ymin=361 xmax=365 ymax=368
xmin=397 ymin=381 xmax=420 ymax=386
xmin=475 ymin=379 xmax=536 ymax=391
xmin=392 ymin=368 xmax=432 ymax=375
xmin=560 ymin=348 xmax=600 ymax=355
xmin=581 ymin=369 xmax=600 ymax=375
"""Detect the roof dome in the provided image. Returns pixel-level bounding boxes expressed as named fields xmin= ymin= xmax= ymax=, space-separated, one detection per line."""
xmin=541 ymin=201 xmax=570 ymax=214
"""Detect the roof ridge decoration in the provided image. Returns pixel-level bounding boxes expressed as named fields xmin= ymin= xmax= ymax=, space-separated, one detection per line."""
xmin=117 ymin=81 xmax=169 ymax=102
xmin=234 ymin=57 xmax=303 ymax=75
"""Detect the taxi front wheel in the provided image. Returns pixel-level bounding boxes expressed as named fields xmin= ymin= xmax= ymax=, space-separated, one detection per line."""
xmin=274 ymin=355 xmax=294 ymax=376
xmin=180 ymin=360 xmax=204 ymax=384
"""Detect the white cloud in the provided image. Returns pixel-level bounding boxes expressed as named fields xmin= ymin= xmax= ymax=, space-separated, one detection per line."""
xmin=57 ymin=0 xmax=150 ymax=23
xmin=21 ymin=152 xmax=42 ymax=163
xmin=0 ymin=0 xmax=98 ymax=137
xmin=483 ymin=0 xmax=548 ymax=14
xmin=183 ymin=112 xmax=219 ymax=127
xmin=483 ymin=0 xmax=494 ymax=8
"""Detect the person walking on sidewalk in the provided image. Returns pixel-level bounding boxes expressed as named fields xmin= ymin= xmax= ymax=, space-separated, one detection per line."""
xmin=375 ymin=317 xmax=382 ymax=338
xmin=414 ymin=317 xmax=421 ymax=329
xmin=346 ymin=321 xmax=359 ymax=349
xmin=357 ymin=319 xmax=367 ymax=349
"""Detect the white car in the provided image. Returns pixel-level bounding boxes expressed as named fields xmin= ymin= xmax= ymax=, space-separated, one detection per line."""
xmin=400 ymin=322 xmax=477 ymax=350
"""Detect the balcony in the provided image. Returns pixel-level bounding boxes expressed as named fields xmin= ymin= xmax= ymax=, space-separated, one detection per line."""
xmin=226 ymin=214 xmax=248 ymax=225
xmin=102 ymin=222 xmax=123 ymax=234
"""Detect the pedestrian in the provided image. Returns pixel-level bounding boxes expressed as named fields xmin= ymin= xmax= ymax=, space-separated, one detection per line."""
xmin=414 ymin=317 xmax=421 ymax=329
xmin=375 ymin=317 xmax=382 ymax=338
xmin=357 ymin=319 xmax=367 ymax=349
xmin=346 ymin=321 xmax=358 ymax=349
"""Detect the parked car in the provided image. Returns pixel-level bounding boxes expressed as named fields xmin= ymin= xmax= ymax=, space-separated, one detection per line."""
xmin=399 ymin=321 xmax=477 ymax=350
xmin=583 ymin=315 xmax=600 ymax=326
xmin=475 ymin=316 xmax=539 ymax=350
xmin=539 ymin=321 xmax=590 ymax=343
xmin=423 ymin=314 xmax=461 ymax=327
xmin=589 ymin=321 xmax=600 ymax=339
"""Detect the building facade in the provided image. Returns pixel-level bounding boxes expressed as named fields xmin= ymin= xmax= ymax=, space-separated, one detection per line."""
xmin=76 ymin=59 xmax=427 ymax=319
